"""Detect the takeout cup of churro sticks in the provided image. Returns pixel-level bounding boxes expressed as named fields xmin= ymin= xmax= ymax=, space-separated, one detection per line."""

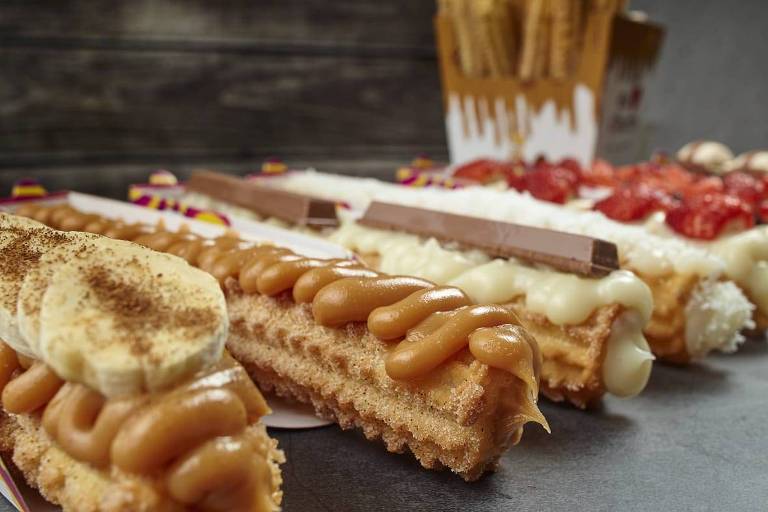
xmin=435 ymin=0 xmax=664 ymax=166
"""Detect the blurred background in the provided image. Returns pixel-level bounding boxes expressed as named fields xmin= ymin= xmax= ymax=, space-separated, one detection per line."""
xmin=0 ymin=0 xmax=766 ymax=197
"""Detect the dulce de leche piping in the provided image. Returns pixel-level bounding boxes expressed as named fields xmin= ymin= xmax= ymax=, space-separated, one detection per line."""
xmin=0 ymin=337 xmax=275 ymax=511
xmin=20 ymin=204 xmax=545 ymax=398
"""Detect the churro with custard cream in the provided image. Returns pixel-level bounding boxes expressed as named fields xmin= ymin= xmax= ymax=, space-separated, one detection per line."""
xmin=257 ymin=171 xmax=755 ymax=363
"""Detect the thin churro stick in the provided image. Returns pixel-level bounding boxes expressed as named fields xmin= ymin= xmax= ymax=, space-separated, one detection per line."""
xmin=489 ymin=0 xmax=517 ymax=76
xmin=475 ymin=0 xmax=504 ymax=77
xmin=549 ymin=0 xmax=572 ymax=79
xmin=466 ymin=0 xmax=491 ymax=77
xmin=507 ymin=0 xmax=526 ymax=77
xmin=532 ymin=0 xmax=551 ymax=79
xmin=447 ymin=0 xmax=477 ymax=76
xmin=518 ymin=0 xmax=543 ymax=80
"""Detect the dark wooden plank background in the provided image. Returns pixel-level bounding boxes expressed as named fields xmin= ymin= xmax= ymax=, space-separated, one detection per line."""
xmin=1 ymin=1 xmax=767 ymax=198
xmin=0 ymin=0 xmax=447 ymax=196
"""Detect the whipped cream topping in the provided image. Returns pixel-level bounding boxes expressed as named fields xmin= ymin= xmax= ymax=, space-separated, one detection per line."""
xmin=710 ymin=228 xmax=768 ymax=317
xmin=264 ymin=171 xmax=725 ymax=278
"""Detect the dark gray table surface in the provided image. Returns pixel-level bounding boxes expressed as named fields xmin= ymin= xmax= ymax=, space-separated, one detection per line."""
xmin=2 ymin=339 xmax=766 ymax=512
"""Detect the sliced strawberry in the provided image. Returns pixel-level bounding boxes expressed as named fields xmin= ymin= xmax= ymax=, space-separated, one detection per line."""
xmin=524 ymin=165 xmax=580 ymax=204
xmin=557 ymin=158 xmax=583 ymax=177
xmin=530 ymin=155 xmax=552 ymax=172
xmin=498 ymin=160 xmax=526 ymax=183
xmin=759 ymin=200 xmax=768 ymax=224
xmin=615 ymin=164 xmax=642 ymax=184
xmin=723 ymin=171 xmax=764 ymax=206
xmin=760 ymin=175 xmax=768 ymax=200
xmin=582 ymin=159 xmax=617 ymax=187
xmin=683 ymin=176 xmax=724 ymax=199
xmin=666 ymin=194 xmax=754 ymax=240
xmin=594 ymin=186 xmax=671 ymax=221
xmin=453 ymin=159 xmax=505 ymax=184
xmin=657 ymin=164 xmax=695 ymax=193
xmin=505 ymin=169 xmax=527 ymax=191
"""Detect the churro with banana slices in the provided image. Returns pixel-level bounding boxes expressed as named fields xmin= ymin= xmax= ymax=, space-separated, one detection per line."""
xmin=14 ymin=204 xmax=549 ymax=481
xmin=0 ymin=213 xmax=283 ymax=511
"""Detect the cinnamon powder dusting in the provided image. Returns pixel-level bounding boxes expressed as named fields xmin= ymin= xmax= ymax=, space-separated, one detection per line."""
xmin=84 ymin=263 xmax=218 ymax=361
xmin=0 ymin=225 xmax=69 ymax=310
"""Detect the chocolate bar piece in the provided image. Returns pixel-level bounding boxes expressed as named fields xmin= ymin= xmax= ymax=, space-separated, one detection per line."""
xmin=187 ymin=171 xmax=338 ymax=227
xmin=358 ymin=202 xmax=619 ymax=277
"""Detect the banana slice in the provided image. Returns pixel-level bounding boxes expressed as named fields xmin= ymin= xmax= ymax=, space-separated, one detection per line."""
xmin=0 ymin=213 xmax=72 ymax=357
xmin=34 ymin=235 xmax=227 ymax=397
xmin=16 ymin=234 xmax=100 ymax=357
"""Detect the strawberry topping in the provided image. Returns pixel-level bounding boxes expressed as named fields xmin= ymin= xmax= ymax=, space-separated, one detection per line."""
xmin=665 ymin=193 xmax=754 ymax=240
xmin=453 ymin=159 xmax=509 ymax=184
xmin=594 ymin=186 xmax=673 ymax=222
xmin=509 ymin=159 xmax=580 ymax=204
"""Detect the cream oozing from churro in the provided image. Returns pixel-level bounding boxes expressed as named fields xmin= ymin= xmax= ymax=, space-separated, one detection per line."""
xmin=710 ymin=228 xmax=768 ymax=318
xmin=331 ymin=221 xmax=654 ymax=398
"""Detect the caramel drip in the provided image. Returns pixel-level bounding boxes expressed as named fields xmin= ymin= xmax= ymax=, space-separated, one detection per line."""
xmin=0 ymin=338 xmax=275 ymax=511
xmin=112 ymin=388 xmax=248 ymax=473
xmin=0 ymin=342 xmax=20 ymax=391
xmin=167 ymin=435 xmax=275 ymax=512
xmin=48 ymin=385 xmax=146 ymax=467
xmin=293 ymin=266 xmax=379 ymax=303
xmin=367 ymin=287 xmax=472 ymax=340
xmin=386 ymin=305 xmax=520 ymax=380
xmin=16 ymin=204 xmax=544 ymax=387
xmin=2 ymin=361 xmax=63 ymax=414
xmin=469 ymin=324 xmax=549 ymax=432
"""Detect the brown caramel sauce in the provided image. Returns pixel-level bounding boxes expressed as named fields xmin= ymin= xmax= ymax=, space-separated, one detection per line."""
xmin=0 ymin=343 xmax=274 ymax=512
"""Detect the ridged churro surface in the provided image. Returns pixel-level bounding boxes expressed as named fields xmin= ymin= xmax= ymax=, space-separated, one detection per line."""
xmin=225 ymin=285 xmax=546 ymax=481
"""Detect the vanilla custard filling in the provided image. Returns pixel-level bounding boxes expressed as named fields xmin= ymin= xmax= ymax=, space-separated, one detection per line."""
xmin=451 ymin=262 xmax=653 ymax=325
xmin=711 ymin=228 xmax=768 ymax=316
xmin=603 ymin=312 xmax=654 ymax=398
xmin=331 ymin=221 xmax=655 ymax=397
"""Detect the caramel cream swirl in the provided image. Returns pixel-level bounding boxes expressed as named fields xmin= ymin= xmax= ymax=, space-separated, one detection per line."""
xmin=0 ymin=340 xmax=277 ymax=512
